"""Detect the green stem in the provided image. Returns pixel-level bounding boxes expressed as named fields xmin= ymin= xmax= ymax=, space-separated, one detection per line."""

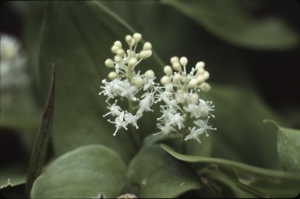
xmin=181 ymin=112 xmax=190 ymax=154
xmin=127 ymin=94 xmax=142 ymax=148
xmin=181 ymin=77 xmax=190 ymax=154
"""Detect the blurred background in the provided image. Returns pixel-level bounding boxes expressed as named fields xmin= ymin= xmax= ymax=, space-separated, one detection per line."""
xmin=1 ymin=1 xmax=300 ymax=197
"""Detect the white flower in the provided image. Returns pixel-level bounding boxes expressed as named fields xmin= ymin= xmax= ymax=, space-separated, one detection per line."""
xmin=137 ymin=92 xmax=155 ymax=114
xmin=167 ymin=113 xmax=185 ymax=130
xmin=125 ymin=112 xmax=142 ymax=129
xmin=193 ymin=116 xmax=216 ymax=137
xmin=103 ymin=101 xmax=122 ymax=117
xmin=155 ymin=122 xmax=176 ymax=135
xmin=199 ymin=99 xmax=215 ymax=117
xmin=184 ymin=103 xmax=202 ymax=118
xmin=108 ymin=111 xmax=128 ymax=136
xmin=184 ymin=127 xmax=204 ymax=143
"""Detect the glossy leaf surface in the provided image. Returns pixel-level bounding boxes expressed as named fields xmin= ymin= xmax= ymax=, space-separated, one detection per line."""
xmin=128 ymin=145 xmax=201 ymax=198
xmin=31 ymin=145 xmax=127 ymax=198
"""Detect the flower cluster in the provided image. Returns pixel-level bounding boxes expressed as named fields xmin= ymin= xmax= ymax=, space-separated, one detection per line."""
xmin=155 ymin=56 xmax=216 ymax=143
xmin=1 ymin=34 xmax=29 ymax=89
xmin=99 ymin=33 xmax=157 ymax=136
xmin=99 ymin=33 xmax=216 ymax=143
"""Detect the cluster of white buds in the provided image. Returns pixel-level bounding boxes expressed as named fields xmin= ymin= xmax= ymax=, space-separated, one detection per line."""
xmin=155 ymin=56 xmax=216 ymax=143
xmin=99 ymin=33 xmax=157 ymax=136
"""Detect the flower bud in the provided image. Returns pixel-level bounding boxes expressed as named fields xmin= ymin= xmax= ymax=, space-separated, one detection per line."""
xmin=114 ymin=55 xmax=122 ymax=63
xmin=180 ymin=57 xmax=188 ymax=66
xmin=202 ymin=71 xmax=210 ymax=80
xmin=196 ymin=75 xmax=205 ymax=83
xmin=117 ymin=49 xmax=125 ymax=56
xmin=132 ymin=76 xmax=143 ymax=87
xmin=133 ymin=33 xmax=142 ymax=42
xmin=108 ymin=71 xmax=117 ymax=80
xmin=188 ymin=78 xmax=198 ymax=88
xmin=125 ymin=35 xmax=132 ymax=43
xmin=161 ymin=76 xmax=171 ymax=85
xmin=173 ymin=74 xmax=182 ymax=82
xmin=143 ymin=42 xmax=152 ymax=50
xmin=163 ymin=65 xmax=173 ymax=75
xmin=114 ymin=41 xmax=122 ymax=48
xmin=196 ymin=61 xmax=205 ymax=69
xmin=145 ymin=70 xmax=155 ymax=79
xmin=111 ymin=45 xmax=119 ymax=54
xmin=191 ymin=93 xmax=199 ymax=103
xmin=197 ymin=68 xmax=205 ymax=75
xmin=128 ymin=58 xmax=137 ymax=67
xmin=200 ymin=82 xmax=211 ymax=92
xmin=170 ymin=56 xmax=179 ymax=64
xmin=105 ymin=59 xmax=114 ymax=68
xmin=139 ymin=50 xmax=152 ymax=59
xmin=172 ymin=62 xmax=181 ymax=71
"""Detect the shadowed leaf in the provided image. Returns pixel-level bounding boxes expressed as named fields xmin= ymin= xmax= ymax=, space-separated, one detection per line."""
xmin=25 ymin=66 xmax=55 ymax=197
xmin=161 ymin=144 xmax=300 ymax=198
xmin=264 ymin=120 xmax=300 ymax=173
xmin=162 ymin=1 xmax=299 ymax=50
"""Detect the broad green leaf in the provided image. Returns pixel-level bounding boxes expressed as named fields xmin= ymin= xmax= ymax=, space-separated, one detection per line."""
xmin=162 ymin=144 xmax=300 ymax=198
xmin=31 ymin=145 xmax=126 ymax=198
xmin=128 ymin=145 xmax=201 ymax=198
xmin=264 ymin=120 xmax=300 ymax=173
xmin=162 ymin=1 xmax=299 ymax=50
xmin=27 ymin=1 xmax=164 ymax=163
xmin=25 ymin=67 xmax=55 ymax=197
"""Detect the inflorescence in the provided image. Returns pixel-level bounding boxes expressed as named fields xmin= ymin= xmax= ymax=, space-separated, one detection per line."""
xmin=99 ymin=33 xmax=216 ymax=143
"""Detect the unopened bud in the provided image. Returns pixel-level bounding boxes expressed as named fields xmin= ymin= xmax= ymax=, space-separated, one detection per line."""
xmin=196 ymin=61 xmax=205 ymax=69
xmin=143 ymin=42 xmax=152 ymax=50
xmin=108 ymin=71 xmax=117 ymax=80
xmin=128 ymin=58 xmax=137 ymax=67
xmin=164 ymin=65 xmax=173 ymax=75
xmin=161 ymin=76 xmax=171 ymax=85
xmin=105 ymin=59 xmax=114 ymax=68
xmin=200 ymin=82 xmax=211 ymax=92
xmin=133 ymin=33 xmax=142 ymax=42
xmin=145 ymin=70 xmax=155 ymax=79
xmin=180 ymin=57 xmax=188 ymax=66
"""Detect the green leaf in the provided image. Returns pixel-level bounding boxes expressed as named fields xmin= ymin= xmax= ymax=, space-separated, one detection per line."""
xmin=162 ymin=1 xmax=299 ymax=50
xmin=200 ymin=84 xmax=288 ymax=169
xmin=264 ymin=120 xmax=300 ymax=173
xmin=128 ymin=145 xmax=201 ymax=198
xmin=27 ymin=1 xmax=163 ymax=163
xmin=25 ymin=66 xmax=56 ymax=197
xmin=161 ymin=144 xmax=300 ymax=198
xmin=143 ymin=133 xmax=213 ymax=157
xmin=31 ymin=144 xmax=127 ymax=198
